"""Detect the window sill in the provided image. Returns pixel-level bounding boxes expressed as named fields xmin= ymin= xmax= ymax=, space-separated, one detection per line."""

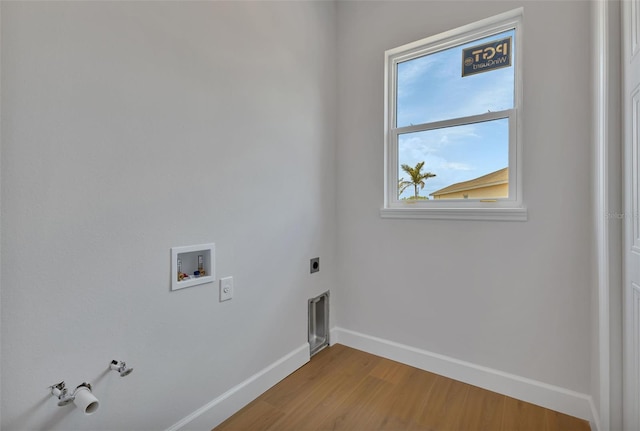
xmin=379 ymin=206 xmax=528 ymax=221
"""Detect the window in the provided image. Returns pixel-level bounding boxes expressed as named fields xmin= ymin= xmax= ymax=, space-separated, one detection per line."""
xmin=382 ymin=9 xmax=526 ymax=221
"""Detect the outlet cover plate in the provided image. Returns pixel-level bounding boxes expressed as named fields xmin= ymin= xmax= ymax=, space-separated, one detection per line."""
xmin=220 ymin=276 xmax=233 ymax=302
xmin=310 ymin=257 xmax=320 ymax=274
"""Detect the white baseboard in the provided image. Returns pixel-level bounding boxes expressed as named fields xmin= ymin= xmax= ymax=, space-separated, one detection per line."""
xmin=332 ymin=327 xmax=599 ymax=429
xmin=164 ymin=331 xmax=600 ymax=431
xmin=165 ymin=343 xmax=310 ymax=431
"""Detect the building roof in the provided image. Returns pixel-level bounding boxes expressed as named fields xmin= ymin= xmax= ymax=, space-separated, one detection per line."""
xmin=429 ymin=167 xmax=508 ymax=197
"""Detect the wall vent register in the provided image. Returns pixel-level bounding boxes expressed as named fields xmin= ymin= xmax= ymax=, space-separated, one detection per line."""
xmin=308 ymin=291 xmax=329 ymax=356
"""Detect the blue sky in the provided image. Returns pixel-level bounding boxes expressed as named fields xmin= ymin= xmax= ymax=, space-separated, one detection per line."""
xmin=397 ymin=29 xmax=514 ymax=198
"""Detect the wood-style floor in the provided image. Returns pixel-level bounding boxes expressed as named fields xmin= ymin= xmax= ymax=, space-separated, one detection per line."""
xmin=213 ymin=344 xmax=591 ymax=431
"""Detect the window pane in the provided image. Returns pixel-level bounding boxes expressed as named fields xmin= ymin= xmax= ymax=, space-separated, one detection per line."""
xmin=396 ymin=30 xmax=515 ymax=128
xmin=398 ymin=118 xmax=509 ymax=200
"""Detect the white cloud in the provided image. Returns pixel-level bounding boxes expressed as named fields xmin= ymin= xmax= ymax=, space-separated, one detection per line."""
xmin=441 ymin=162 xmax=473 ymax=171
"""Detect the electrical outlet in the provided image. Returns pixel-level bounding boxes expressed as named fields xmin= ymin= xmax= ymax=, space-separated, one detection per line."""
xmin=220 ymin=276 xmax=233 ymax=302
xmin=310 ymin=257 xmax=320 ymax=274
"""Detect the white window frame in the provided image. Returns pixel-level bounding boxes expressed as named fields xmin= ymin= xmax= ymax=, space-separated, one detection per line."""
xmin=381 ymin=8 xmax=527 ymax=221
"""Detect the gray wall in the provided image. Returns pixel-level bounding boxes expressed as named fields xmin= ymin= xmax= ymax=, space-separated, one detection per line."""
xmin=0 ymin=2 xmax=337 ymax=430
xmin=335 ymin=0 xmax=593 ymax=394
xmin=1 ymin=0 xmax=601 ymax=430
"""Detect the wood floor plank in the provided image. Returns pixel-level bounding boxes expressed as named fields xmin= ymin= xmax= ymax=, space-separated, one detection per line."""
xmin=502 ymin=396 xmax=549 ymax=431
xmin=212 ymin=345 xmax=591 ymax=431
xmin=545 ymin=409 xmax=592 ymax=431
xmin=379 ymin=366 xmax=438 ymax=430
xmin=262 ymin=348 xmax=382 ymax=430
xmin=213 ymin=400 xmax=284 ymax=431
xmin=315 ymin=375 xmax=394 ymax=430
xmin=260 ymin=344 xmax=354 ymax=411
xmin=458 ymin=385 xmax=505 ymax=431
xmin=411 ymin=375 xmax=470 ymax=431
xmin=369 ymin=356 xmax=413 ymax=384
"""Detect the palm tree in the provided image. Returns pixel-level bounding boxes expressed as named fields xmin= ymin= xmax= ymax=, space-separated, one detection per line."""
xmin=398 ymin=161 xmax=436 ymax=199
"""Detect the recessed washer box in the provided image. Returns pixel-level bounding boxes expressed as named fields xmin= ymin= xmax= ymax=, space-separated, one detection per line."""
xmin=171 ymin=243 xmax=215 ymax=291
